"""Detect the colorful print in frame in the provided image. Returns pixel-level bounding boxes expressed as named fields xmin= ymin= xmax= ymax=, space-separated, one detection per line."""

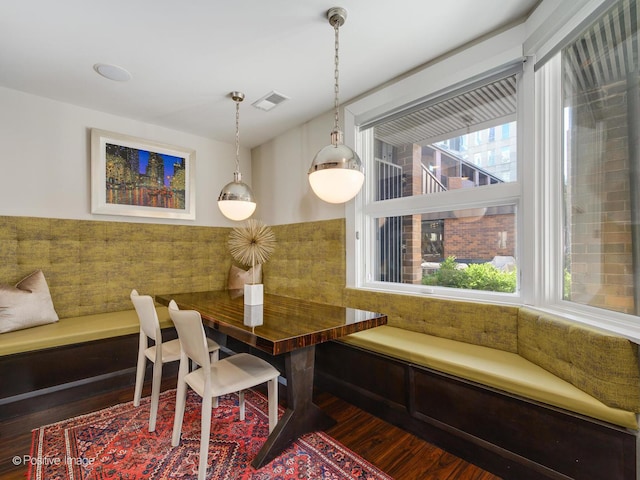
xmin=91 ymin=129 xmax=195 ymax=219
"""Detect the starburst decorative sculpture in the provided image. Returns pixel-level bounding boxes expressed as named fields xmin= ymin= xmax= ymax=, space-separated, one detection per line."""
xmin=228 ymin=219 xmax=276 ymax=284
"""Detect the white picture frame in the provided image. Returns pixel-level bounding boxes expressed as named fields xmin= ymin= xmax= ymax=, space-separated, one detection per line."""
xmin=91 ymin=128 xmax=196 ymax=220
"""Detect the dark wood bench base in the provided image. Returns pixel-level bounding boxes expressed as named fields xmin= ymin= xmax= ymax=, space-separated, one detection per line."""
xmin=0 ymin=329 xmax=179 ymax=422
xmin=314 ymin=340 xmax=637 ymax=480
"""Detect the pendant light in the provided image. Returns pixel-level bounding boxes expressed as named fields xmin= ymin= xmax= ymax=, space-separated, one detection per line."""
xmin=308 ymin=7 xmax=364 ymax=204
xmin=218 ymin=91 xmax=257 ymax=221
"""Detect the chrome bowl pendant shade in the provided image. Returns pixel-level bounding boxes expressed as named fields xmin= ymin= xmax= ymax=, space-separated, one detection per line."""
xmin=308 ymin=7 xmax=364 ymax=204
xmin=217 ymin=171 xmax=256 ymax=221
xmin=309 ymin=130 xmax=364 ymax=204
xmin=218 ymin=91 xmax=256 ymax=221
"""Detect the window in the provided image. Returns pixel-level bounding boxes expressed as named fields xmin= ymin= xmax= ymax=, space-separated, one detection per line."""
xmin=500 ymin=147 xmax=510 ymax=163
xmin=347 ymin=0 xmax=640 ymax=338
xmin=373 ymin=207 xmax=517 ymax=292
xmin=558 ymin=0 xmax=638 ymax=318
xmin=487 ymin=150 xmax=495 ymax=166
xmin=528 ymin=0 xmax=640 ymax=338
xmin=359 ymin=68 xmax=521 ymax=296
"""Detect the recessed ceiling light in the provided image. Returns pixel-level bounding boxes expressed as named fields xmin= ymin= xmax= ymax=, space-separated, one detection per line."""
xmin=93 ymin=63 xmax=132 ymax=82
xmin=252 ymin=91 xmax=289 ymax=111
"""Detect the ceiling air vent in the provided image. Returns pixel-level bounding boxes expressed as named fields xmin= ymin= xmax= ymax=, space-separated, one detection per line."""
xmin=252 ymin=91 xmax=290 ymax=111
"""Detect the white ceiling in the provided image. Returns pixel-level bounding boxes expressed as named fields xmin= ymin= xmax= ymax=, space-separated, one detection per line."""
xmin=1 ymin=0 xmax=540 ymax=148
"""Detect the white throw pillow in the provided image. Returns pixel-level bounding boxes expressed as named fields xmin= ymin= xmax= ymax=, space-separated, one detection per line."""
xmin=0 ymin=270 xmax=59 ymax=333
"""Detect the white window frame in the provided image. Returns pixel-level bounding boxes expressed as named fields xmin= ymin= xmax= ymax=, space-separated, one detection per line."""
xmin=531 ymin=0 xmax=640 ymax=341
xmin=344 ymin=25 xmax=529 ymax=305
xmin=535 ymin=36 xmax=640 ymax=342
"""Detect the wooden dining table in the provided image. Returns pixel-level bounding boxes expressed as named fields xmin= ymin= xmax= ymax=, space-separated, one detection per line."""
xmin=155 ymin=289 xmax=387 ymax=469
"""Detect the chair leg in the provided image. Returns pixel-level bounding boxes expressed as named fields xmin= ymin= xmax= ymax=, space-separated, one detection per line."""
xmin=171 ymin=360 xmax=189 ymax=447
xmin=133 ymin=337 xmax=147 ymax=407
xmin=238 ymin=390 xmax=245 ymax=421
xmin=268 ymin=377 xmax=278 ymax=433
xmin=198 ymin=395 xmax=212 ymax=480
xmin=148 ymin=360 xmax=163 ymax=432
xmin=210 ymin=351 xmax=220 ymax=408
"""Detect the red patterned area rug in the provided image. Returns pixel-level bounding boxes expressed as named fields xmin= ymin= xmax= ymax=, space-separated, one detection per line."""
xmin=28 ymin=389 xmax=393 ymax=480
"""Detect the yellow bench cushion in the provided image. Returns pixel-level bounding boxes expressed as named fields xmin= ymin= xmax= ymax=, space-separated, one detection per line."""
xmin=0 ymin=307 xmax=172 ymax=356
xmin=341 ymin=325 xmax=638 ymax=430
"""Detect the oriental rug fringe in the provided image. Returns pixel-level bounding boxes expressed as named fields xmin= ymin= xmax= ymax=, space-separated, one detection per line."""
xmin=28 ymin=388 xmax=393 ymax=480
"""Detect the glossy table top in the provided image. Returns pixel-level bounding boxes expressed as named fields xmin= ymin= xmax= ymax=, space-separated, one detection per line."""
xmin=155 ymin=290 xmax=387 ymax=356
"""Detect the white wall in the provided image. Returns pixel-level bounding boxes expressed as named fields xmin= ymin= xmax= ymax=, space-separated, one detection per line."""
xmin=251 ymin=24 xmax=526 ymax=227
xmin=0 ymin=86 xmax=251 ymax=227
xmin=251 ymin=110 xmax=346 ymax=226
xmin=250 ymin=0 xmax=599 ymax=228
xmin=0 ymin=0 xmax=582 ymax=229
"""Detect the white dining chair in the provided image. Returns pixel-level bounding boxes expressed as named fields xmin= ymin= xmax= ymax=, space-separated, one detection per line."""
xmin=168 ymin=301 xmax=280 ymax=480
xmin=130 ymin=289 xmax=220 ymax=432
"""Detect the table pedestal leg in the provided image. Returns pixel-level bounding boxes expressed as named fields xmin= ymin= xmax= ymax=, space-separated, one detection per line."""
xmin=251 ymin=345 xmax=335 ymax=469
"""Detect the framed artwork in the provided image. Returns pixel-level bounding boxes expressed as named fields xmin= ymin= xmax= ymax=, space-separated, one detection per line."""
xmin=91 ymin=129 xmax=196 ymax=219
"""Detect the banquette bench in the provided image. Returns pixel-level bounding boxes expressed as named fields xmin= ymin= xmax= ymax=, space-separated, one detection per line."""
xmin=0 ymin=307 xmax=172 ymax=357
xmin=315 ymin=289 xmax=640 ymax=480
xmin=0 ymin=215 xmax=232 ymax=421
xmin=0 ymin=307 xmax=177 ymax=421
xmin=3 ymin=215 xmax=640 ymax=479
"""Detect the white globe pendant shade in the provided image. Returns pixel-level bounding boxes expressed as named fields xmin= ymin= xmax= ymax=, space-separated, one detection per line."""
xmin=218 ymin=199 xmax=256 ymax=221
xmin=217 ymin=91 xmax=256 ymax=221
xmin=217 ymin=174 xmax=256 ymax=221
xmin=308 ymin=143 xmax=364 ymax=203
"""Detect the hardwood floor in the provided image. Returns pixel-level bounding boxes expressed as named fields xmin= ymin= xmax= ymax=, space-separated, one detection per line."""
xmin=0 ymin=381 xmax=500 ymax=480
xmin=316 ymin=391 xmax=501 ymax=480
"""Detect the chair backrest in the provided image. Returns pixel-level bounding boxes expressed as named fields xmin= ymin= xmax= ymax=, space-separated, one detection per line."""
xmin=168 ymin=301 xmax=211 ymax=369
xmin=130 ymin=289 xmax=160 ymax=341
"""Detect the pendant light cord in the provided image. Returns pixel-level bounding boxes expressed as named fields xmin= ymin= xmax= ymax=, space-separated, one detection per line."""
xmin=328 ymin=18 xmax=344 ymax=148
xmin=235 ymin=99 xmax=241 ymax=175
xmin=333 ymin=20 xmax=340 ymax=135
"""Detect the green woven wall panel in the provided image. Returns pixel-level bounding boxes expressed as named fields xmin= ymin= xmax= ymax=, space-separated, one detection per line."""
xmin=518 ymin=307 xmax=640 ymax=411
xmin=344 ymin=288 xmax=519 ymax=352
xmin=0 ymin=216 xmax=232 ymax=318
xmin=265 ymin=219 xmax=346 ymax=306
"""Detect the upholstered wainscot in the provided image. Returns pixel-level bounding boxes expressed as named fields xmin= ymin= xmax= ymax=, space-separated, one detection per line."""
xmin=266 ymin=219 xmax=346 ymax=305
xmin=0 ymin=215 xmax=232 ymax=420
xmin=222 ymin=218 xmax=640 ymax=478
xmin=315 ymin=289 xmax=640 ymax=480
xmin=0 ymin=216 xmax=346 ymax=421
xmin=5 ymin=214 xmax=640 ymax=479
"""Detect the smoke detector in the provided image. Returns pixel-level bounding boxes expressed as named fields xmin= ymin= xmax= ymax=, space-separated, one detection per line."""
xmin=93 ymin=63 xmax=131 ymax=82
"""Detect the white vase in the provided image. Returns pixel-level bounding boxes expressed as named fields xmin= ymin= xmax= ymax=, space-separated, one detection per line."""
xmin=244 ymin=283 xmax=264 ymax=305
xmin=243 ymin=304 xmax=264 ymax=327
